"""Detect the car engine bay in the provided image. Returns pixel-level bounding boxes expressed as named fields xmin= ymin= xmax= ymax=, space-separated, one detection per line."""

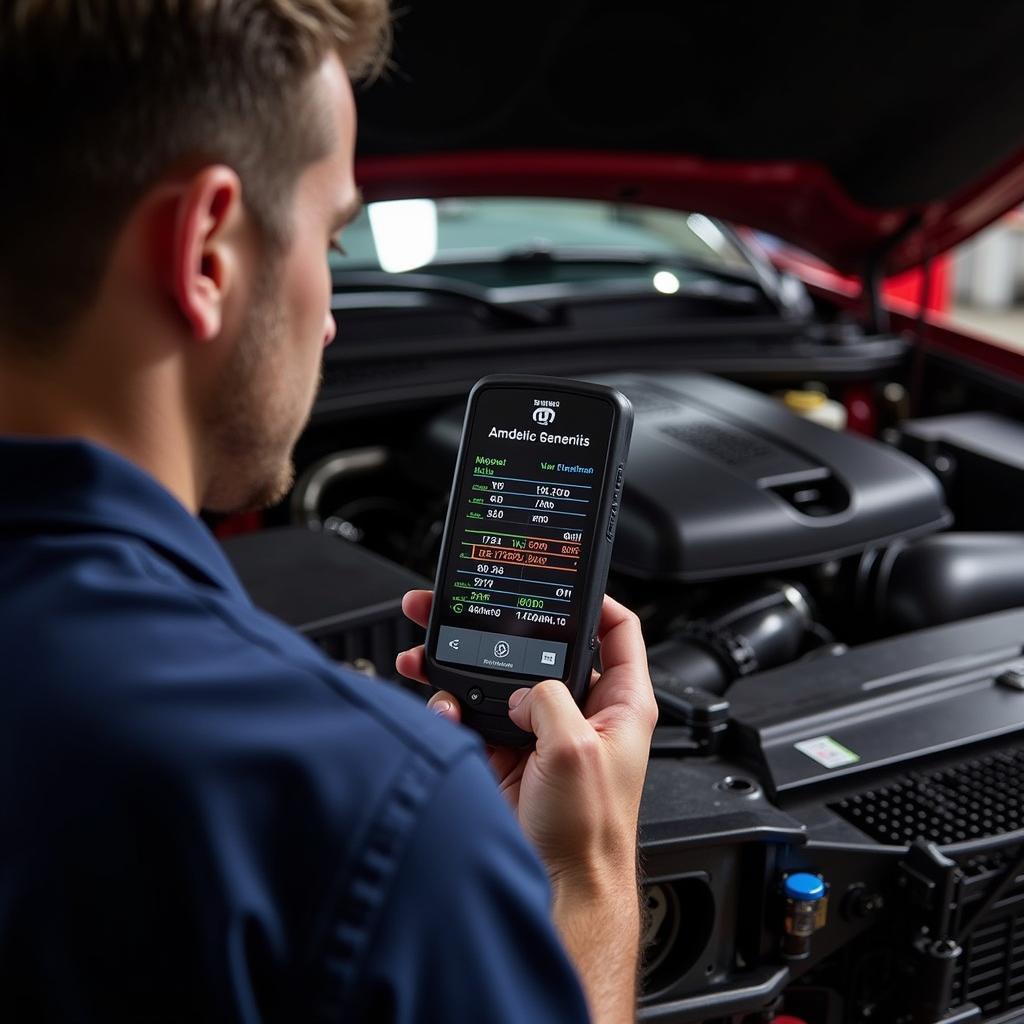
xmin=222 ymin=367 xmax=1024 ymax=1024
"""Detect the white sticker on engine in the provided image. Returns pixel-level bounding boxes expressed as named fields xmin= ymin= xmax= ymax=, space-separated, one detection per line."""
xmin=795 ymin=735 xmax=860 ymax=768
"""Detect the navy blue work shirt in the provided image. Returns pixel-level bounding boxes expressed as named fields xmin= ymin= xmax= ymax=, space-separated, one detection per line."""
xmin=0 ymin=437 xmax=591 ymax=1024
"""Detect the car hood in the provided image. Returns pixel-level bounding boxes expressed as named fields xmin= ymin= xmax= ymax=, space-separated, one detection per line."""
xmin=354 ymin=2 xmax=1024 ymax=276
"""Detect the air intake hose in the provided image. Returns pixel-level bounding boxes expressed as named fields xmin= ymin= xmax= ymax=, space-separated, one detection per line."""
xmin=867 ymin=533 xmax=1024 ymax=633
xmin=647 ymin=581 xmax=814 ymax=714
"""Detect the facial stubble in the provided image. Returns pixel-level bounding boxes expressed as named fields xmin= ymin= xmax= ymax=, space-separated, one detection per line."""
xmin=202 ymin=258 xmax=321 ymax=514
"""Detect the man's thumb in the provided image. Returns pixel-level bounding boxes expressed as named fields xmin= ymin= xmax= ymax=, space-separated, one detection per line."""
xmin=508 ymin=679 xmax=587 ymax=741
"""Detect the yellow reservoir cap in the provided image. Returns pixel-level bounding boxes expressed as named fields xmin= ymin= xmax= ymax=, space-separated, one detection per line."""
xmin=782 ymin=390 xmax=828 ymax=412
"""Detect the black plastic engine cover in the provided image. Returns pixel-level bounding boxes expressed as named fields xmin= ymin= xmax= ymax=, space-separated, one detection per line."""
xmin=589 ymin=372 xmax=950 ymax=581
xmin=727 ymin=606 xmax=1024 ymax=797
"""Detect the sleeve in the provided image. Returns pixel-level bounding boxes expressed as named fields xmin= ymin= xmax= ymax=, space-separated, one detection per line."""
xmin=347 ymin=750 xmax=592 ymax=1024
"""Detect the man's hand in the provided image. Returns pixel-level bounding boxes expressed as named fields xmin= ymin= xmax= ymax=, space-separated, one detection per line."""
xmin=396 ymin=591 xmax=658 ymax=1024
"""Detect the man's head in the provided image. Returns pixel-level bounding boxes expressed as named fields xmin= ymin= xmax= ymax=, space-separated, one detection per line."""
xmin=0 ymin=1 xmax=390 ymax=511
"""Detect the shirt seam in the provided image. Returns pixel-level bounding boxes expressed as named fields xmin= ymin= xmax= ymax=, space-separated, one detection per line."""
xmin=130 ymin=546 xmax=473 ymax=772
xmin=307 ymin=747 xmax=474 ymax=1021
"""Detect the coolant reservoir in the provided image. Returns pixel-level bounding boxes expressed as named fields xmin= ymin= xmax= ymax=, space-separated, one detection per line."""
xmin=780 ymin=389 xmax=847 ymax=431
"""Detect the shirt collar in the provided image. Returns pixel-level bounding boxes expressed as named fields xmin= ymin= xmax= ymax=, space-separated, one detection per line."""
xmin=0 ymin=435 xmax=250 ymax=600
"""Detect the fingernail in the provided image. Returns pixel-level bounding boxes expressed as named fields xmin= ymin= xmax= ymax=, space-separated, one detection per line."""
xmin=508 ymin=688 xmax=529 ymax=710
xmin=431 ymin=699 xmax=453 ymax=716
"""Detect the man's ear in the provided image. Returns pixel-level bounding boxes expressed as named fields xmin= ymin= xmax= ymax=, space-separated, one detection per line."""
xmin=169 ymin=166 xmax=245 ymax=342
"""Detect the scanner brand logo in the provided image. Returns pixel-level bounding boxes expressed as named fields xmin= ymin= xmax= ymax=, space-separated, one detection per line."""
xmin=532 ymin=407 xmax=556 ymax=426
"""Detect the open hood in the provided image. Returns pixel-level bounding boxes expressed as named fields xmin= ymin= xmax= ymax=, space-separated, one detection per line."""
xmin=355 ymin=2 xmax=1024 ymax=276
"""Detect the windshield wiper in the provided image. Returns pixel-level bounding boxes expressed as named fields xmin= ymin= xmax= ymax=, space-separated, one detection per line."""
xmin=332 ymin=234 xmax=811 ymax=325
xmin=491 ymin=241 xmax=810 ymax=321
xmin=330 ymin=269 xmax=555 ymax=326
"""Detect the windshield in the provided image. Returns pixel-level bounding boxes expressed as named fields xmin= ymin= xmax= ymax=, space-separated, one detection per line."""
xmin=331 ymin=197 xmax=752 ymax=278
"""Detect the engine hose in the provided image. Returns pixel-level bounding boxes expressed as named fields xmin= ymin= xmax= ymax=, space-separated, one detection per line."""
xmin=647 ymin=581 xmax=814 ymax=714
xmin=865 ymin=533 xmax=1024 ymax=633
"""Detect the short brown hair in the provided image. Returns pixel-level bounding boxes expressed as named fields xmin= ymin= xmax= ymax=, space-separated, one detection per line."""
xmin=0 ymin=1 xmax=390 ymax=347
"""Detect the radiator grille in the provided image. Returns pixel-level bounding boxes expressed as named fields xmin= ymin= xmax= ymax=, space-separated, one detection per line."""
xmin=953 ymin=888 xmax=1024 ymax=1016
xmin=312 ymin=606 xmax=423 ymax=682
xmin=831 ymin=749 xmax=1024 ymax=1018
xmin=830 ymin=748 xmax=1024 ymax=846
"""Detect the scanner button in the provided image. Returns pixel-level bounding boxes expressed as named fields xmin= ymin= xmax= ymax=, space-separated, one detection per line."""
xmin=467 ymin=687 xmax=485 ymax=705
xmin=476 ymin=632 xmax=527 ymax=673
xmin=606 ymin=504 xmax=618 ymax=537
xmin=437 ymin=626 xmax=481 ymax=666
xmin=523 ymin=638 xmax=567 ymax=678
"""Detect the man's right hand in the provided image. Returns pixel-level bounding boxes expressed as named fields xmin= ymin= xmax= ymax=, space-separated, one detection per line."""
xmin=396 ymin=591 xmax=658 ymax=1023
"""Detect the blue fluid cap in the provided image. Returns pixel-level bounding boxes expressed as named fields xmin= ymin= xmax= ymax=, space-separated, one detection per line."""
xmin=784 ymin=873 xmax=826 ymax=901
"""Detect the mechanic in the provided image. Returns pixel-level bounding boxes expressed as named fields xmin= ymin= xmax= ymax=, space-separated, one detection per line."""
xmin=0 ymin=3 xmax=657 ymax=1023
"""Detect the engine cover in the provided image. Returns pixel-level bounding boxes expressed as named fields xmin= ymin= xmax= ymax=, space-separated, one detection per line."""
xmin=420 ymin=372 xmax=950 ymax=582
xmin=589 ymin=372 xmax=950 ymax=580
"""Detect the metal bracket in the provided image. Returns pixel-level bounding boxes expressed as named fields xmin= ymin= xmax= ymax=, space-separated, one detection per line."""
xmin=899 ymin=839 xmax=965 ymax=1023
xmin=862 ymin=213 xmax=922 ymax=334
